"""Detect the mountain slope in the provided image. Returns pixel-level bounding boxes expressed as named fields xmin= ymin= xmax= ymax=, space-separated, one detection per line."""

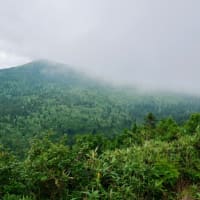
xmin=0 ymin=60 xmax=200 ymax=154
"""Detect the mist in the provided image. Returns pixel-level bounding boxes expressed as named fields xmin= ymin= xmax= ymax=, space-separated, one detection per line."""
xmin=0 ymin=0 xmax=200 ymax=94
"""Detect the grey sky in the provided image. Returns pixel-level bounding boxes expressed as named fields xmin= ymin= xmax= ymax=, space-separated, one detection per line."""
xmin=0 ymin=0 xmax=200 ymax=94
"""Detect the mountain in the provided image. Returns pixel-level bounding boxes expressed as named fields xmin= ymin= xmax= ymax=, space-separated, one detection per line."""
xmin=0 ymin=60 xmax=200 ymax=154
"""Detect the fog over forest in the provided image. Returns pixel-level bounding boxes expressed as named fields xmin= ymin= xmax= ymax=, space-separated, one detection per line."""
xmin=0 ymin=0 xmax=200 ymax=94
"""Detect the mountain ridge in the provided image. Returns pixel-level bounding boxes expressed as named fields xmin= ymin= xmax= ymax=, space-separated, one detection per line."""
xmin=0 ymin=60 xmax=200 ymax=154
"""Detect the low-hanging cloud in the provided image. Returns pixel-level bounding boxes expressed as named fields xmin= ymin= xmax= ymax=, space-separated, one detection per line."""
xmin=0 ymin=0 xmax=200 ymax=94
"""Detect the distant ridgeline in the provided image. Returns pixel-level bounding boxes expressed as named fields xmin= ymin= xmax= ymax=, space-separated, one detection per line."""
xmin=0 ymin=60 xmax=200 ymax=153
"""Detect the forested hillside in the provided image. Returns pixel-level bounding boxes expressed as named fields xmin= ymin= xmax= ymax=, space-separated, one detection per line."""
xmin=1 ymin=0 xmax=200 ymax=198
xmin=0 ymin=61 xmax=200 ymax=199
xmin=0 ymin=60 xmax=200 ymax=156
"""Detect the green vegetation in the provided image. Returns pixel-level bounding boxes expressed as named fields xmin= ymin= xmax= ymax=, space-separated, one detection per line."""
xmin=0 ymin=60 xmax=200 ymax=156
xmin=0 ymin=113 xmax=200 ymax=199
xmin=0 ymin=61 xmax=200 ymax=199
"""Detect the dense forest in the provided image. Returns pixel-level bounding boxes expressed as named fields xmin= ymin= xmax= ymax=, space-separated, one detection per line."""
xmin=0 ymin=113 xmax=200 ymax=199
xmin=0 ymin=60 xmax=200 ymax=156
xmin=0 ymin=61 xmax=200 ymax=199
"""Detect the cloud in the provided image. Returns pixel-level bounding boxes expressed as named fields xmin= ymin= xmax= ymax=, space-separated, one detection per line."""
xmin=0 ymin=51 xmax=29 ymax=68
xmin=0 ymin=0 xmax=200 ymax=94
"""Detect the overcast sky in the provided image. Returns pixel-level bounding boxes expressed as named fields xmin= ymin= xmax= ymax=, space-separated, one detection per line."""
xmin=0 ymin=0 xmax=200 ymax=94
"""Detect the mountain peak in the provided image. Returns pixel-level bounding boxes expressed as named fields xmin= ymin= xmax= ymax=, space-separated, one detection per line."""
xmin=20 ymin=59 xmax=60 ymax=67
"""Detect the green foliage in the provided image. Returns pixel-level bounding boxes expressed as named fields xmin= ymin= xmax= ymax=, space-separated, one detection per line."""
xmin=1 ymin=61 xmax=200 ymax=199
xmin=2 ymin=194 xmax=34 ymax=200
xmin=184 ymin=113 xmax=200 ymax=134
xmin=24 ymin=137 xmax=71 ymax=199
xmin=0 ymin=114 xmax=199 ymax=199
xmin=0 ymin=146 xmax=26 ymax=197
xmin=145 ymin=112 xmax=156 ymax=129
xmin=1 ymin=61 xmax=200 ymax=156
xmin=156 ymin=117 xmax=180 ymax=140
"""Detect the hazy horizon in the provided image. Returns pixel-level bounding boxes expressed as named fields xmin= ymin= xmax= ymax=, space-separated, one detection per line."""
xmin=0 ymin=0 xmax=200 ymax=94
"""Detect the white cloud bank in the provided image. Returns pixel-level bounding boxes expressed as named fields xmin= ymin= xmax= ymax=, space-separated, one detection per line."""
xmin=0 ymin=0 xmax=200 ymax=94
